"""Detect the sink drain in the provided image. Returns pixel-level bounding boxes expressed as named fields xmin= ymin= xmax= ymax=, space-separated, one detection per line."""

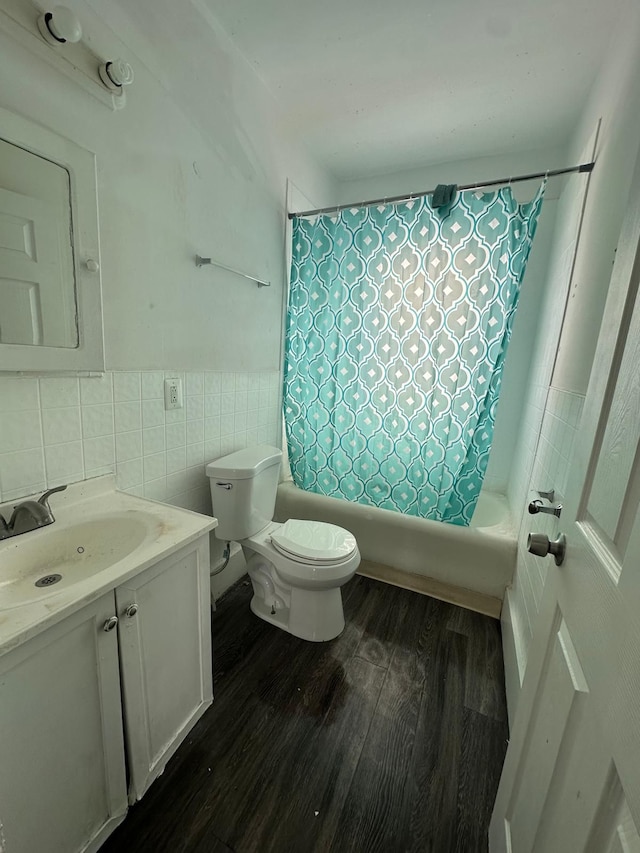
xmin=35 ymin=573 xmax=62 ymax=588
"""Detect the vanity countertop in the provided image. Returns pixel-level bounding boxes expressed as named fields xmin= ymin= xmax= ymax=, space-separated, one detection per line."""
xmin=0 ymin=476 xmax=217 ymax=655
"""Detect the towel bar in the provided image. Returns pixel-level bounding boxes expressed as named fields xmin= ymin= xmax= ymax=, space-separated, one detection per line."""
xmin=195 ymin=255 xmax=270 ymax=288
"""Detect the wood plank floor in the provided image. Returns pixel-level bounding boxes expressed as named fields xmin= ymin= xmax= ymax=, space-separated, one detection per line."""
xmin=101 ymin=575 xmax=509 ymax=853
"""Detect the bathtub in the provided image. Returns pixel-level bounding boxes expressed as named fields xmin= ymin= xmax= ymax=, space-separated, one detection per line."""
xmin=275 ymin=481 xmax=516 ymax=612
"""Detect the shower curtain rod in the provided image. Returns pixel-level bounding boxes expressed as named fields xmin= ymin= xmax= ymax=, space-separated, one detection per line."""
xmin=288 ymin=161 xmax=595 ymax=219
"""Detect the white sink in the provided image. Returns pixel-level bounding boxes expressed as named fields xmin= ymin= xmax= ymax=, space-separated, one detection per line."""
xmin=0 ymin=477 xmax=217 ymax=656
xmin=0 ymin=513 xmax=152 ymax=609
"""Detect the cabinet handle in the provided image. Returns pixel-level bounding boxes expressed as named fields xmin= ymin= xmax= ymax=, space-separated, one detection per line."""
xmin=103 ymin=616 xmax=119 ymax=632
xmin=124 ymin=604 xmax=138 ymax=618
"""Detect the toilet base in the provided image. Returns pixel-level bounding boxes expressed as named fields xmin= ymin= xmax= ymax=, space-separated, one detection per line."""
xmin=289 ymin=586 xmax=345 ymax=641
xmin=249 ymin=587 xmax=345 ymax=642
xmin=247 ymin=554 xmax=346 ymax=642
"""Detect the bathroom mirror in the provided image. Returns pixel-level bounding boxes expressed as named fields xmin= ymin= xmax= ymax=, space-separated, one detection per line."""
xmin=0 ymin=138 xmax=77 ymax=348
xmin=0 ymin=105 xmax=104 ymax=372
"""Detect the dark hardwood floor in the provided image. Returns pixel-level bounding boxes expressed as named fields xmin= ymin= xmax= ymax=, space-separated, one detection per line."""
xmin=101 ymin=575 xmax=509 ymax=853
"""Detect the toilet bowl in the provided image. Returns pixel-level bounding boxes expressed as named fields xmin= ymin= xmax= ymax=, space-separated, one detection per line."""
xmin=243 ymin=520 xmax=359 ymax=640
xmin=206 ymin=446 xmax=360 ymax=642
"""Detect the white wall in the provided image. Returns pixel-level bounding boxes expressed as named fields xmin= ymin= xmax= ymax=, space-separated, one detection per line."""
xmin=331 ymin=146 xmax=567 ymax=494
xmin=0 ymin=0 xmax=335 ymax=372
xmin=334 ymin=147 xmax=568 ymax=208
xmin=502 ymin=1 xmax=640 ymax=720
xmin=0 ymin=0 xmax=334 ymax=536
xmin=553 ymin=5 xmax=640 ymax=393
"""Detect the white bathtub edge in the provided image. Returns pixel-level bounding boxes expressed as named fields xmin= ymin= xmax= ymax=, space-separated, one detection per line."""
xmin=275 ymin=481 xmax=516 ymax=600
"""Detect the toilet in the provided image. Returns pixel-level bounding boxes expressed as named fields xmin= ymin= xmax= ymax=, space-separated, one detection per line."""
xmin=206 ymin=445 xmax=360 ymax=641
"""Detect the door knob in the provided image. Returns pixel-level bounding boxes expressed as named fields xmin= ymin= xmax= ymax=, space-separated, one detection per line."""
xmin=103 ymin=616 xmax=119 ymax=632
xmin=527 ymin=532 xmax=567 ymax=566
xmin=124 ymin=603 xmax=138 ymax=618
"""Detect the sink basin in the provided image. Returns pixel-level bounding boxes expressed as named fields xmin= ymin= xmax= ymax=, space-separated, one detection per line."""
xmin=0 ymin=513 xmax=152 ymax=609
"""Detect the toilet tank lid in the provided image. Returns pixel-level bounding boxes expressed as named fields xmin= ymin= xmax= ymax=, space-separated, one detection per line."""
xmin=206 ymin=445 xmax=282 ymax=480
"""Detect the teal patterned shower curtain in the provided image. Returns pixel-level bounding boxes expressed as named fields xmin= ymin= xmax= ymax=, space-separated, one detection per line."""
xmin=284 ymin=184 xmax=545 ymax=525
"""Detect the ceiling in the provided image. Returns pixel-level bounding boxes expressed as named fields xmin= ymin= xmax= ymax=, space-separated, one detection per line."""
xmin=205 ymin=0 xmax=623 ymax=180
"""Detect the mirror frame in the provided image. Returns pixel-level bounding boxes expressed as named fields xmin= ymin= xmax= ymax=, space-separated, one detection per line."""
xmin=0 ymin=104 xmax=104 ymax=373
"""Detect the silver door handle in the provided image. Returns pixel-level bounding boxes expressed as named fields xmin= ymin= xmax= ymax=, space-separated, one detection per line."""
xmin=528 ymin=500 xmax=562 ymax=518
xmin=527 ymin=532 xmax=567 ymax=566
xmin=103 ymin=616 xmax=119 ymax=632
xmin=124 ymin=604 xmax=138 ymax=618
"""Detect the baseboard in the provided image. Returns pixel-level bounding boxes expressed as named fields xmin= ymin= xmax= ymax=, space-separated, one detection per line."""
xmin=86 ymin=810 xmax=127 ymax=853
xmin=357 ymin=559 xmax=502 ymax=619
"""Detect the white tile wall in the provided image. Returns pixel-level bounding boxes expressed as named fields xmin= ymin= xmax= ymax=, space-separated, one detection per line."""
xmin=0 ymin=370 xmax=281 ymax=514
xmin=506 ymin=173 xmax=587 ymax=519
xmin=507 ymin=380 xmax=549 ymax=515
xmin=509 ymin=386 xmax=585 ymax=674
xmin=533 ymin=388 xmax=584 ymax=502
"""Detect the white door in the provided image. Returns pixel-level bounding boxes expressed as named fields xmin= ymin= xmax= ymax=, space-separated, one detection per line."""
xmin=489 ymin=150 xmax=640 ymax=848
xmin=115 ymin=539 xmax=213 ymax=802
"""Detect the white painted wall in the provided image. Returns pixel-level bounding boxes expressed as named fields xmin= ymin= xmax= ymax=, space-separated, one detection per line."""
xmin=0 ymin=0 xmax=334 ymax=594
xmin=0 ymin=8 xmax=333 ymax=459
xmin=334 ymin=147 xmax=568 ymax=207
xmin=553 ymin=6 xmax=640 ymax=393
xmin=502 ymin=1 xmax=640 ymax=720
xmin=332 ymin=147 xmax=566 ymax=494
xmin=0 ymin=0 xmax=335 ymax=373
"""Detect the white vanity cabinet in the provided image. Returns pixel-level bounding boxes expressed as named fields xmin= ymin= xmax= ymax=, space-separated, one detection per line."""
xmin=0 ymin=592 xmax=128 ymax=853
xmin=0 ymin=533 xmax=213 ymax=853
xmin=116 ymin=541 xmax=213 ymax=802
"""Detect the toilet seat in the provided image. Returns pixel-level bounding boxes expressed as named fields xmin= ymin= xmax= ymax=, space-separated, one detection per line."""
xmin=270 ymin=519 xmax=357 ymax=566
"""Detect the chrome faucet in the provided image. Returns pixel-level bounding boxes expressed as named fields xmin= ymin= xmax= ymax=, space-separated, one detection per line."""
xmin=0 ymin=485 xmax=67 ymax=540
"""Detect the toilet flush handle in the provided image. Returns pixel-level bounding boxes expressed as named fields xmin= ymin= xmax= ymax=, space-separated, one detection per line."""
xmin=216 ymin=482 xmax=233 ymax=490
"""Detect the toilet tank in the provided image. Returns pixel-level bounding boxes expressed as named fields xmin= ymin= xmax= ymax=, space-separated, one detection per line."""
xmin=206 ymin=445 xmax=282 ymax=541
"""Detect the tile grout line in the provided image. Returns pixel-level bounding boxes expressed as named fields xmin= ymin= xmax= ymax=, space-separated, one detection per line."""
xmin=36 ymin=378 xmax=47 ymax=490
xmin=77 ymin=377 xmax=87 ymax=485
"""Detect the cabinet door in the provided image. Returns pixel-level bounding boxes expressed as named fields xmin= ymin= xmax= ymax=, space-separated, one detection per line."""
xmin=0 ymin=593 xmax=127 ymax=853
xmin=116 ymin=538 xmax=213 ymax=802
